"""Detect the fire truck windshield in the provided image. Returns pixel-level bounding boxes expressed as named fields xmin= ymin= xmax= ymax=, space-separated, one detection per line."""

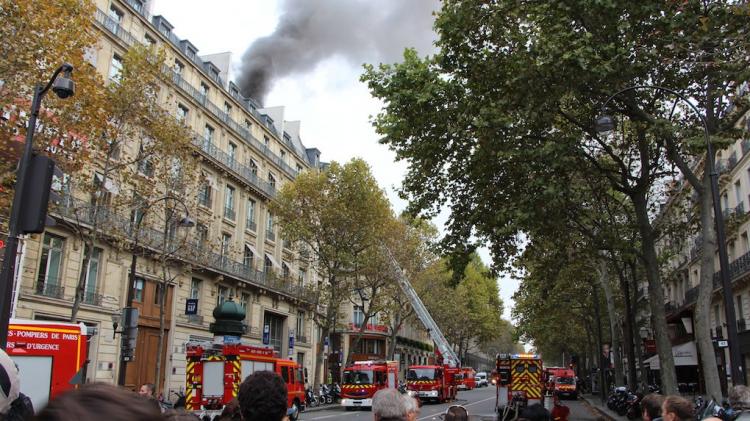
xmin=557 ymin=377 xmax=575 ymax=384
xmin=407 ymin=368 xmax=436 ymax=381
xmin=343 ymin=370 xmax=374 ymax=385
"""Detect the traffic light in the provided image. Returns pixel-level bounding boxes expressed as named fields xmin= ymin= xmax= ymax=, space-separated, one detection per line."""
xmin=19 ymin=154 xmax=57 ymax=234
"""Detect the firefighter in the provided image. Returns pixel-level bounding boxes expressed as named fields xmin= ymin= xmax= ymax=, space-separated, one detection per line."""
xmin=550 ymin=394 xmax=570 ymax=421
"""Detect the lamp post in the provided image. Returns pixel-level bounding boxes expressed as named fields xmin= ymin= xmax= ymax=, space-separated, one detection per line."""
xmin=117 ymin=195 xmax=194 ymax=386
xmin=0 ymin=64 xmax=75 ymax=348
xmin=596 ymin=85 xmax=744 ymax=386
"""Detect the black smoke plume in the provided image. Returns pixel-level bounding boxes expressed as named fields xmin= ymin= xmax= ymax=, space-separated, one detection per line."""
xmin=237 ymin=0 xmax=439 ymax=104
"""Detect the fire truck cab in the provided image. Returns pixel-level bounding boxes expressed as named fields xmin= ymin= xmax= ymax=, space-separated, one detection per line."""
xmin=544 ymin=367 xmax=577 ymax=399
xmin=495 ymin=354 xmax=544 ymax=420
xmin=340 ymin=360 xmax=398 ymax=410
xmin=185 ymin=341 xmax=305 ymax=420
xmin=406 ymin=364 xmax=459 ymax=403
xmin=458 ymin=367 xmax=477 ymax=390
xmin=6 ymin=319 xmax=89 ymax=412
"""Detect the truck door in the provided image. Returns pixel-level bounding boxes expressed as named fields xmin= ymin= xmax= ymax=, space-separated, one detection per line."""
xmin=388 ymin=371 xmax=395 ymax=388
xmin=202 ymin=361 xmax=225 ymax=397
xmin=13 ymin=355 xmax=52 ymax=411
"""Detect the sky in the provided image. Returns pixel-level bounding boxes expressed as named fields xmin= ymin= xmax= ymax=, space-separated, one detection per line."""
xmin=150 ymin=0 xmax=522 ymax=321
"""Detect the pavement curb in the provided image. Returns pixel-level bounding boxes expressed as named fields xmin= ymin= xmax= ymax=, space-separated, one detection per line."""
xmin=580 ymin=395 xmax=616 ymax=421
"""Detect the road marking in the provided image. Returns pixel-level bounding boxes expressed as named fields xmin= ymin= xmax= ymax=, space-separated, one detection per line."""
xmin=417 ymin=396 xmax=497 ymax=420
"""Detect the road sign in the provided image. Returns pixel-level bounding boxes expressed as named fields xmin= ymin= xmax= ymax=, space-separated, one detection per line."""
xmin=718 ymin=340 xmax=729 ymax=348
xmin=185 ymin=299 xmax=198 ymax=315
xmin=263 ymin=324 xmax=270 ymax=345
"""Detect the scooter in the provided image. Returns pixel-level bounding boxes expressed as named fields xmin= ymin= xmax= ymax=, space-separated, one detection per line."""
xmin=306 ymin=387 xmax=319 ymax=408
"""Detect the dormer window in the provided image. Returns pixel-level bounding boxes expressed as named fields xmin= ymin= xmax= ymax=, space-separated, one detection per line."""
xmin=224 ymin=101 xmax=232 ymax=115
xmin=200 ymin=82 xmax=209 ymax=99
xmin=186 ymin=48 xmax=196 ymax=60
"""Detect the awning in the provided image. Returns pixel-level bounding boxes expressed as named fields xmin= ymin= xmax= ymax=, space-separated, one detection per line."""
xmin=644 ymin=341 xmax=698 ymax=370
xmin=202 ymin=171 xmax=217 ymax=188
xmin=94 ymin=173 xmax=119 ymax=194
xmin=245 ymin=243 xmax=257 ymax=256
xmin=265 ymin=253 xmax=281 ymax=269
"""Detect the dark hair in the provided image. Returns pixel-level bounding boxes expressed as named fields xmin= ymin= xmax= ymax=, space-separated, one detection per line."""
xmin=641 ymin=393 xmax=665 ymax=420
xmin=216 ymin=398 xmax=242 ymax=421
xmin=33 ymin=383 xmax=162 ymax=421
xmin=162 ymin=409 xmax=201 ymax=421
xmin=238 ymin=371 xmax=287 ymax=421
xmin=519 ymin=403 xmax=551 ymax=421
xmin=662 ymin=395 xmax=693 ymax=421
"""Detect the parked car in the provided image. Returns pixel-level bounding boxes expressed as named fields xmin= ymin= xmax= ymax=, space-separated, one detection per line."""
xmin=475 ymin=372 xmax=489 ymax=387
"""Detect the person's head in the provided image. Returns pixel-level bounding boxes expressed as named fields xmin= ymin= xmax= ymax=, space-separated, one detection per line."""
xmin=216 ymin=398 xmax=242 ymax=421
xmin=661 ymin=395 xmax=693 ymax=421
xmin=519 ymin=403 xmax=551 ymax=421
xmin=641 ymin=393 xmax=665 ymax=421
xmin=729 ymin=385 xmax=750 ymax=410
xmin=445 ymin=405 xmax=468 ymax=421
xmin=402 ymin=395 xmax=419 ymax=421
xmin=238 ymin=371 xmax=288 ymax=421
xmin=138 ymin=383 xmax=155 ymax=398
xmin=162 ymin=409 xmax=201 ymax=421
xmin=0 ymin=348 xmax=20 ymax=415
xmin=372 ymin=388 xmax=406 ymax=421
xmin=34 ymin=383 xmax=162 ymax=421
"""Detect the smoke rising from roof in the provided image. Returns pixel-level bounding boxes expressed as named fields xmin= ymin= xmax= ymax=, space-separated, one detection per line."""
xmin=236 ymin=0 xmax=439 ymax=104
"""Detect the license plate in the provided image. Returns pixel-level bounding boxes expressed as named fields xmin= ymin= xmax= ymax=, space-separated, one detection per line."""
xmin=352 ymin=401 xmax=362 ymax=405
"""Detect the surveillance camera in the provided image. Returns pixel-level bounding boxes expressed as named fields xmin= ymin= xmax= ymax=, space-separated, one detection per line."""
xmin=52 ymin=77 xmax=75 ymax=99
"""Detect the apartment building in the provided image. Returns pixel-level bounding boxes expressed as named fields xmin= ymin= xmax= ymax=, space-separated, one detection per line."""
xmin=12 ymin=0 xmax=323 ymax=394
xmin=651 ymin=102 xmax=750 ymax=392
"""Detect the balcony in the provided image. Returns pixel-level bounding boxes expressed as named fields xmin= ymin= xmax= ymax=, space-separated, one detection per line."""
xmin=34 ymin=281 xmax=64 ymax=300
xmin=94 ymin=9 xmax=139 ymax=46
xmin=296 ymin=334 xmax=308 ymax=344
xmin=729 ymin=152 xmax=738 ymax=170
xmin=51 ymin=194 xmax=314 ymax=304
xmin=246 ymin=220 xmax=257 ymax=232
xmin=82 ymin=291 xmax=103 ymax=306
xmin=224 ymin=206 xmax=236 ymax=221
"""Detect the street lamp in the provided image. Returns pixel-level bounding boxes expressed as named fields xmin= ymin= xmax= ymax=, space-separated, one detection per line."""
xmin=596 ymin=85 xmax=744 ymax=386
xmin=117 ymin=195 xmax=194 ymax=386
xmin=0 ymin=64 xmax=75 ymax=347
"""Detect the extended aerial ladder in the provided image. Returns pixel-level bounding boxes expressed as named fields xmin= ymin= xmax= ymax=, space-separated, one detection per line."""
xmin=384 ymin=247 xmax=460 ymax=367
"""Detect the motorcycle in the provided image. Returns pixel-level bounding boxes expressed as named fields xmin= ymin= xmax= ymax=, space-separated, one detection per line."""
xmin=624 ymin=391 xmax=643 ymax=419
xmin=319 ymin=384 xmax=333 ymax=405
xmin=306 ymin=387 xmax=319 ymax=408
xmin=327 ymin=383 xmax=341 ymax=403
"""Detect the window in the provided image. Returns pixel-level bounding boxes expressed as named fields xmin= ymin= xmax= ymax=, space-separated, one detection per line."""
xmin=186 ymin=47 xmax=196 ymax=60
xmin=714 ymin=304 xmax=721 ymax=327
xmin=264 ymin=255 xmax=272 ymax=274
xmin=154 ymin=283 xmax=163 ymax=305
xmin=243 ymin=246 xmax=254 ymax=268
xmin=37 ymin=234 xmax=65 ymax=298
xmin=296 ymin=164 xmax=303 ymax=173
xmin=264 ymin=136 xmax=270 ymax=147
xmin=144 ymin=33 xmax=156 ymax=45
xmin=743 ymin=232 xmax=750 ymax=254
xmin=298 ymin=268 xmax=305 ymax=286
xmin=137 ymin=141 xmax=154 ymax=177
xmin=353 ymin=305 xmax=364 ymax=328
xmin=246 ymin=199 xmax=256 ymax=230
xmin=174 ymin=60 xmax=184 ymax=75
xmin=177 ymin=104 xmax=189 ymax=122
xmin=240 ymin=293 xmax=250 ymax=319
xmin=736 ymin=181 xmax=744 ymax=212
xmin=133 ymin=277 xmax=144 ymax=302
xmin=280 ymin=150 xmax=286 ymax=162
xmin=722 ymin=193 xmax=729 ymax=211
xmin=244 ymin=119 xmax=252 ymax=130
xmin=282 ymin=263 xmax=290 ymax=279
xmin=109 ymin=54 xmax=123 ymax=82
xmin=268 ymin=173 xmax=276 ymax=189
xmin=221 ymin=233 xmax=232 ymax=257
xmin=224 ymin=102 xmax=232 ymax=115
xmin=217 ymin=285 xmax=228 ymax=306
xmin=198 ymin=181 xmax=212 ymax=207
xmin=228 ymin=142 xmax=237 ymax=162
xmin=296 ymin=311 xmax=305 ymax=337
xmin=738 ymin=295 xmax=745 ymax=321
xmin=204 ymin=125 xmax=214 ymax=143
xmin=224 ymin=185 xmax=235 ymax=220
xmin=109 ymin=6 xmax=123 ymax=24
xmin=249 ymin=159 xmax=258 ymax=176
xmin=200 ymin=82 xmax=209 ymax=99
xmin=196 ymin=223 xmax=209 ymax=248
xmin=129 ymin=0 xmax=144 ymax=13
xmin=81 ymin=246 xmax=102 ymax=303
xmin=266 ymin=212 xmax=274 ymax=238
xmin=190 ymin=278 xmax=202 ymax=300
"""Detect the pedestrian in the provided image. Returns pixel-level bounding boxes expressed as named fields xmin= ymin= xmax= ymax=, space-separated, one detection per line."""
xmin=402 ymin=395 xmax=419 ymax=421
xmin=0 ymin=348 xmax=33 ymax=421
xmin=640 ymin=393 xmax=664 ymax=421
xmin=727 ymin=385 xmax=750 ymax=420
xmin=238 ymin=371 xmax=289 ymax=421
xmin=519 ymin=403 xmax=551 ymax=421
xmin=372 ymin=388 xmax=407 ymax=421
xmin=551 ymin=395 xmax=570 ymax=421
xmin=444 ymin=405 xmax=468 ymax=421
xmin=33 ymin=383 xmax=161 ymax=421
xmin=661 ymin=395 xmax=693 ymax=421
xmin=216 ymin=398 xmax=242 ymax=421
xmin=138 ymin=383 xmax=155 ymax=398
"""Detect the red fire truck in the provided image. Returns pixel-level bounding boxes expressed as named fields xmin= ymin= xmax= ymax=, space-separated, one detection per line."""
xmin=495 ymin=354 xmax=545 ymax=420
xmin=185 ymin=341 xmax=305 ymax=420
xmin=459 ymin=367 xmax=477 ymax=390
xmin=406 ymin=364 xmax=460 ymax=403
xmin=544 ymin=367 xmax=577 ymax=399
xmin=340 ymin=360 xmax=398 ymax=410
xmin=6 ymin=319 xmax=89 ymax=411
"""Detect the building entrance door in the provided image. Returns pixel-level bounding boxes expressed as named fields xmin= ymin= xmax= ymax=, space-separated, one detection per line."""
xmin=264 ymin=312 xmax=286 ymax=355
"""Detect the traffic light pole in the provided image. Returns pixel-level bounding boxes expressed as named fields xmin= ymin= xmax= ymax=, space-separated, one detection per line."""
xmin=0 ymin=84 xmax=44 ymax=348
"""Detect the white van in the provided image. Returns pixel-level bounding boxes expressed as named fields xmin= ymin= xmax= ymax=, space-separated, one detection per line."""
xmin=475 ymin=372 xmax=488 ymax=387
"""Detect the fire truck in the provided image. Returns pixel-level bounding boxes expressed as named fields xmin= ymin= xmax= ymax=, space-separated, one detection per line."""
xmin=494 ymin=354 xmax=545 ymax=420
xmin=6 ymin=319 xmax=89 ymax=411
xmin=544 ymin=367 xmax=577 ymax=399
xmin=340 ymin=360 xmax=398 ymax=409
xmin=459 ymin=367 xmax=477 ymax=390
xmin=406 ymin=364 xmax=460 ymax=402
xmin=185 ymin=341 xmax=305 ymax=420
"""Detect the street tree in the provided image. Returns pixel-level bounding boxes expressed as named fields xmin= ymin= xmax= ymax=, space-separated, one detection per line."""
xmin=270 ymin=158 xmax=392 ymax=386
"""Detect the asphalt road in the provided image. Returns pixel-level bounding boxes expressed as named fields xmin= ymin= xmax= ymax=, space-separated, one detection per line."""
xmin=300 ymin=386 xmax=600 ymax=420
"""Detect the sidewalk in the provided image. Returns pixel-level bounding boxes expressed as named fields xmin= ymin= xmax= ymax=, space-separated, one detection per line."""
xmin=580 ymin=394 xmax=632 ymax=421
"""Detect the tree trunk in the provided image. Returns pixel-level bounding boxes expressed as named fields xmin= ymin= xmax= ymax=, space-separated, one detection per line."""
xmin=387 ymin=312 xmax=403 ymax=360
xmin=315 ymin=324 xmax=329 ymax=389
xmin=155 ymin=263 xmax=168 ymax=398
xmin=696 ymin=168 xmax=724 ymax=400
xmin=632 ymin=194 xmax=678 ymax=395
xmin=70 ymin=238 xmax=93 ymax=323
xmin=617 ymin=261 xmax=638 ymax=390
xmin=597 ymin=258 xmax=624 ymax=387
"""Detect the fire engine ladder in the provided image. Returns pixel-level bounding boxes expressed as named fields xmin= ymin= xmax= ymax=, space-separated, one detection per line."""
xmin=384 ymin=247 xmax=460 ymax=367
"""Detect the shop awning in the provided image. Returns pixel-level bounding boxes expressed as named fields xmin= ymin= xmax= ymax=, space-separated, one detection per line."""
xmin=265 ymin=253 xmax=281 ymax=269
xmin=644 ymin=341 xmax=698 ymax=370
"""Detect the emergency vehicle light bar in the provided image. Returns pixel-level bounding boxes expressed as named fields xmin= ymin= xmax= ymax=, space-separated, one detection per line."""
xmin=511 ymin=354 xmax=540 ymax=359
